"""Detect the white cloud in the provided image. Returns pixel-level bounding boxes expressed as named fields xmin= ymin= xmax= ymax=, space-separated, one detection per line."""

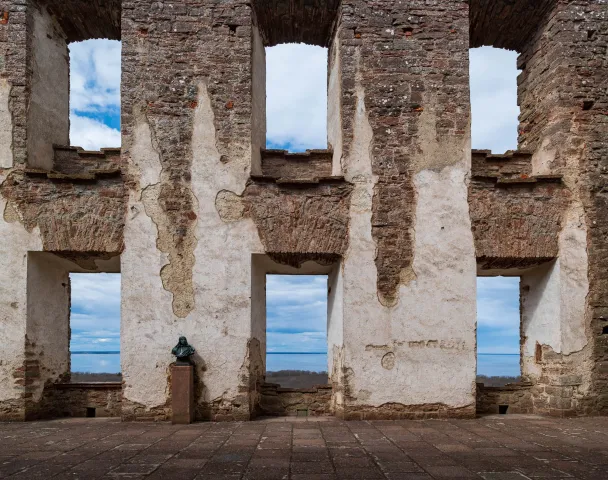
xmin=70 ymin=114 xmax=120 ymax=150
xmin=470 ymin=47 xmax=520 ymax=153
xmin=66 ymin=42 xmax=525 ymax=363
xmin=70 ymin=273 xmax=120 ymax=352
xmin=68 ymin=39 xmax=121 ymax=150
xmin=69 ymin=39 xmax=121 ymax=113
xmin=266 ymin=44 xmax=328 ymax=151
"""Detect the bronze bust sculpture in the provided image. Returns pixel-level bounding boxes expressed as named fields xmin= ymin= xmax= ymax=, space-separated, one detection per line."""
xmin=172 ymin=336 xmax=195 ymax=365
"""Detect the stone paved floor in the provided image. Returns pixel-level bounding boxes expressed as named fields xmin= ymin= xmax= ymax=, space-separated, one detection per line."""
xmin=0 ymin=416 xmax=607 ymax=479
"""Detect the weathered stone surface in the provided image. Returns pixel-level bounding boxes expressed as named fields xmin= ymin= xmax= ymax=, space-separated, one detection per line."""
xmin=0 ymin=167 xmax=126 ymax=253
xmin=470 ymin=173 xmax=571 ymax=270
xmin=38 ymin=383 xmax=122 ymax=419
xmin=259 ymin=383 xmax=333 ymax=417
xmin=244 ymin=180 xmax=353 ymax=260
xmin=476 ymin=382 xmax=534 ymax=415
xmin=0 ymin=0 xmax=606 ymax=422
xmin=260 ymin=149 xmax=333 ymax=181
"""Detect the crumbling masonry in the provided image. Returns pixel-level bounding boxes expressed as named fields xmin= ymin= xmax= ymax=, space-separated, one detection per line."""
xmin=0 ymin=0 xmax=606 ymax=421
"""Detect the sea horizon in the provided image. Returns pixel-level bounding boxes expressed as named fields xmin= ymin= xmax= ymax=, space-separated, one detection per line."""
xmin=71 ymin=352 xmax=521 ymax=377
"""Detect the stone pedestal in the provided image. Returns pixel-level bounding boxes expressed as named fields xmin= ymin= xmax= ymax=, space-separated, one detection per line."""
xmin=171 ymin=365 xmax=195 ymax=424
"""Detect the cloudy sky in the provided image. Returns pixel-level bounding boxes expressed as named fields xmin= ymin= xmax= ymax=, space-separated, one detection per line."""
xmin=68 ymin=42 xmax=521 ymax=369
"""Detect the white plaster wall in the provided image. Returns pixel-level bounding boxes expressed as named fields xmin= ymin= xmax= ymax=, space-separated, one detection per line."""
xmin=0 ymin=79 xmax=12 ymax=168
xmin=251 ymin=255 xmax=268 ymax=370
xmin=0 ymin=177 xmax=42 ymax=404
xmin=26 ymin=253 xmax=71 ymax=401
xmin=521 ymin=261 xmax=561 ymax=358
xmin=327 ymin=33 xmax=343 ymax=176
xmin=122 ymin=82 xmax=265 ymax=412
xmin=558 ymin=203 xmax=589 ymax=354
xmin=121 ymin=106 xmax=178 ymax=408
xmin=342 ymin=164 xmax=477 ymax=408
xmin=27 ymin=9 xmax=69 ymax=170
xmin=339 ymin=50 xmax=476 ymax=409
xmin=251 ymin=25 xmax=266 ymax=176
xmin=520 ymin=202 xmax=590 ymax=378
xmin=327 ymin=261 xmax=344 ymax=378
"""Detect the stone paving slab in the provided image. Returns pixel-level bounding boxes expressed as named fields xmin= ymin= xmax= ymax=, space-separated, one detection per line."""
xmin=0 ymin=415 xmax=607 ymax=479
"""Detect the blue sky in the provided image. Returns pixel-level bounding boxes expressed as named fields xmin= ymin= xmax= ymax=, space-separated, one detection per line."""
xmin=68 ymin=42 xmax=522 ymax=368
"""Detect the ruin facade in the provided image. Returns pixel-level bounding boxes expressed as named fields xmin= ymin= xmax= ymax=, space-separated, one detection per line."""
xmin=0 ymin=0 xmax=606 ymax=421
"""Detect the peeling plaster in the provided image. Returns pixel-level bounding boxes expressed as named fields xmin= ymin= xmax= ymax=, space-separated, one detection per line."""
xmin=215 ymin=190 xmax=246 ymax=222
xmin=136 ymin=108 xmax=199 ymax=318
xmin=0 ymin=190 xmax=42 ymax=408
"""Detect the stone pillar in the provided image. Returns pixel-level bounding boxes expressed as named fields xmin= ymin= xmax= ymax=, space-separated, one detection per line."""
xmin=171 ymin=365 xmax=195 ymax=424
xmin=0 ymin=1 xmax=68 ymax=170
xmin=517 ymin=1 xmax=606 ymax=416
xmin=120 ymin=0 xmax=265 ymax=421
xmin=333 ymin=0 xmax=477 ymax=419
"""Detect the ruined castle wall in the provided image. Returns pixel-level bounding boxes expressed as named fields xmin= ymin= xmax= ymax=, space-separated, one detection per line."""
xmin=0 ymin=1 xmax=125 ymax=421
xmin=0 ymin=1 xmax=27 ymax=166
xmin=333 ymin=0 xmax=477 ymax=419
xmin=250 ymin=22 xmax=265 ymax=176
xmin=515 ymin=1 xmax=606 ymax=415
xmin=26 ymin=5 xmax=69 ymax=170
xmin=120 ymin=0 xmax=267 ymax=421
xmin=24 ymin=253 xmax=71 ymax=415
xmin=0 ymin=173 xmax=42 ymax=420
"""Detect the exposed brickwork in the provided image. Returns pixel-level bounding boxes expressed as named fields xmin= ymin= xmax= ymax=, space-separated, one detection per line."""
xmin=0 ymin=168 xmax=126 ymax=253
xmin=121 ymin=0 xmax=253 ymax=321
xmin=516 ymin=1 xmax=608 ymax=415
xmin=470 ymin=176 xmax=571 ymax=270
xmin=252 ymin=0 xmax=340 ymax=47
xmin=259 ymin=382 xmax=333 ymax=417
xmin=34 ymin=383 xmax=122 ymax=419
xmin=476 ymin=382 xmax=534 ymax=415
xmin=52 ymin=146 xmax=122 ymax=176
xmin=243 ymin=180 xmax=353 ymax=261
xmin=338 ymin=0 xmax=470 ymax=305
xmin=0 ymin=0 xmax=28 ymax=165
xmin=336 ymin=403 xmax=476 ymax=421
xmin=472 ymin=150 xmax=533 ymax=179
xmin=260 ymin=149 xmax=333 ymax=181
xmin=1 ymin=0 xmax=606 ymax=422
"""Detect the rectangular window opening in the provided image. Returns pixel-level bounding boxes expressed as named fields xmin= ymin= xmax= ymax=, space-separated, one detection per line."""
xmin=69 ymin=273 xmax=121 ymax=383
xmin=265 ymin=274 xmax=329 ymax=389
xmin=477 ymin=276 xmax=522 ymax=387
xmin=265 ymin=44 xmax=329 ymax=153
xmin=68 ymin=39 xmax=121 ymax=151
xmin=470 ymin=47 xmax=521 ymax=154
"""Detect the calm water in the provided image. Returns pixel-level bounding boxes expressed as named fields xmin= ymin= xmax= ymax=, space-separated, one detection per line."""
xmin=72 ymin=352 xmax=520 ymax=377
